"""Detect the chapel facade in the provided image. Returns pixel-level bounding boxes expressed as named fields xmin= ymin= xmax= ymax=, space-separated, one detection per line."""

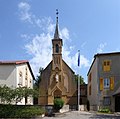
xmin=38 ymin=12 xmax=77 ymax=106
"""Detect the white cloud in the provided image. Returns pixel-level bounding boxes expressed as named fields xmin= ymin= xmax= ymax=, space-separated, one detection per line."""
xmin=80 ymin=55 xmax=90 ymax=67
xmin=34 ymin=17 xmax=54 ymax=31
xmin=62 ymin=50 xmax=90 ymax=69
xmin=60 ymin=28 xmax=69 ymax=40
xmin=24 ymin=33 xmax=52 ymax=75
xmin=18 ymin=2 xmax=32 ymax=23
xmin=18 ymin=2 xmax=90 ymax=76
xmin=97 ymin=43 xmax=107 ymax=53
xmin=21 ymin=34 xmax=32 ymax=41
xmin=18 ymin=2 xmax=54 ymax=31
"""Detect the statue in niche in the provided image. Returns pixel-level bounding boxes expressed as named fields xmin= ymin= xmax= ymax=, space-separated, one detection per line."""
xmin=55 ymin=74 xmax=59 ymax=83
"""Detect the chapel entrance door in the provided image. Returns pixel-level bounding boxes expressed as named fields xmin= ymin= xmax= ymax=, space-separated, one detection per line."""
xmin=54 ymin=89 xmax=62 ymax=99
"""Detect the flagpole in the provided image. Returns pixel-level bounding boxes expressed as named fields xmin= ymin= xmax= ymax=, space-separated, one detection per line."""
xmin=77 ymin=50 xmax=80 ymax=111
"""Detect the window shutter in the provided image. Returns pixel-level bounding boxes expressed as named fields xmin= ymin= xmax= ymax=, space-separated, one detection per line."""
xmin=100 ymin=78 xmax=103 ymax=91
xmin=110 ymin=77 xmax=114 ymax=90
xmin=103 ymin=60 xmax=111 ymax=72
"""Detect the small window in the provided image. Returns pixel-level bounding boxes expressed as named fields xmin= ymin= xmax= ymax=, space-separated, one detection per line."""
xmin=104 ymin=62 xmax=106 ymax=66
xmin=19 ymin=71 xmax=23 ymax=85
xmin=25 ymin=77 xmax=27 ymax=80
xmin=103 ymin=97 xmax=111 ymax=106
xmin=89 ymin=73 xmax=92 ymax=82
xmin=104 ymin=78 xmax=110 ymax=89
xmin=89 ymin=85 xmax=91 ymax=95
xmin=56 ymin=44 xmax=59 ymax=53
xmin=107 ymin=61 xmax=110 ymax=65
xmin=103 ymin=60 xmax=111 ymax=72
xmin=19 ymin=71 xmax=22 ymax=77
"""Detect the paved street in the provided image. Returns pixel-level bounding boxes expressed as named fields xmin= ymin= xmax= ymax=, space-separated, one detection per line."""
xmin=42 ymin=111 xmax=120 ymax=119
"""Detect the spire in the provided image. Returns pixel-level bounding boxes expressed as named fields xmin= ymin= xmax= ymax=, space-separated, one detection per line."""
xmin=54 ymin=9 xmax=59 ymax=39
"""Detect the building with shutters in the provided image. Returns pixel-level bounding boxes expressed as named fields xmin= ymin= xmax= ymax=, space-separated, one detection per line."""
xmin=38 ymin=12 xmax=77 ymax=106
xmin=87 ymin=52 xmax=120 ymax=112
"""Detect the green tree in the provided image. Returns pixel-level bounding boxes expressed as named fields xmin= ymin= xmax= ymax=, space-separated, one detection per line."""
xmin=12 ymin=86 xmax=24 ymax=104
xmin=0 ymin=85 xmax=13 ymax=104
xmin=33 ymin=67 xmax=44 ymax=104
xmin=75 ymin=74 xmax=85 ymax=84
xmin=34 ymin=67 xmax=44 ymax=88
xmin=13 ymin=87 xmax=30 ymax=105
xmin=54 ymin=98 xmax=64 ymax=112
xmin=13 ymin=86 xmax=39 ymax=105
xmin=0 ymin=85 xmax=39 ymax=105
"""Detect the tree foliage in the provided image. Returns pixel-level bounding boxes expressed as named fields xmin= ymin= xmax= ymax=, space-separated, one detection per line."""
xmin=54 ymin=98 xmax=64 ymax=112
xmin=0 ymin=85 xmax=13 ymax=104
xmin=75 ymin=74 xmax=85 ymax=84
xmin=34 ymin=67 xmax=44 ymax=88
xmin=13 ymin=87 xmax=37 ymax=105
xmin=33 ymin=67 xmax=44 ymax=104
xmin=0 ymin=85 xmax=38 ymax=104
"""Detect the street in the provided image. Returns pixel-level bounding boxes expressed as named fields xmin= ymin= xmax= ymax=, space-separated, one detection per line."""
xmin=42 ymin=111 xmax=120 ymax=119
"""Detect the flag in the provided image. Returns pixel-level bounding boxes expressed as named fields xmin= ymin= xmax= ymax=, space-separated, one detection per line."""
xmin=78 ymin=50 xmax=80 ymax=66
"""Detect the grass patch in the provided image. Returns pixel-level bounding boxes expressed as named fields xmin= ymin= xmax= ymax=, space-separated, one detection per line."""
xmin=0 ymin=104 xmax=45 ymax=118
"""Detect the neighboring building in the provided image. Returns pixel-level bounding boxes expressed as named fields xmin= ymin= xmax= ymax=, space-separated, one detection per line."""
xmin=0 ymin=60 xmax=35 ymax=105
xmin=80 ymin=84 xmax=87 ymax=105
xmin=87 ymin=52 xmax=120 ymax=112
xmin=38 ymin=14 xmax=77 ymax=106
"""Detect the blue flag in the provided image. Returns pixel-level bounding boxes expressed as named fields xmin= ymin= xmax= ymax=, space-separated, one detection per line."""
xmin=78 ymin=50 xmax=80 ymax=66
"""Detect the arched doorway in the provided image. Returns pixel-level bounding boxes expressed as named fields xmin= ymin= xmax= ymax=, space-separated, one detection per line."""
xmin=54 ymin=89 xmax=62 ymax=99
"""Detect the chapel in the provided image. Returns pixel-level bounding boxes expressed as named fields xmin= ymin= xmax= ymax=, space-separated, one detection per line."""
xmin=38 ymin=11 xmax=77 ymax=106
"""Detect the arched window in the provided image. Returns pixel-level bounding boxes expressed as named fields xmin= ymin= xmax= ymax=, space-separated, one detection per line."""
xmin=56 ymin=44 xmax=59 ymax=53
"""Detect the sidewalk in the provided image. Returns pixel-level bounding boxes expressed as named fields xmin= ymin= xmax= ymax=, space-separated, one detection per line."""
xmin=77 ymin=111 xmax=92 ymax=115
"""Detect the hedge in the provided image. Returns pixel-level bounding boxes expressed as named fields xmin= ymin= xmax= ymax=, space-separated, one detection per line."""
xmin=0 ymin=104 xmax=45 ymax=118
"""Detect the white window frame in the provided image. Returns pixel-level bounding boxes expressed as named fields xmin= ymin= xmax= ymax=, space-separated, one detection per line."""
xmin=104 ymin=78 xmax=110 ymax=89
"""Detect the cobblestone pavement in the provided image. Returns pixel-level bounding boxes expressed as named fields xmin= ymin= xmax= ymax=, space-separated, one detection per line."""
xmin=42 ymin=111 xmax=120 ymax=119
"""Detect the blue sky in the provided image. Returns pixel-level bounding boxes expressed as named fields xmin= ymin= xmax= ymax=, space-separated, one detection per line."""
xmin=0 ymin=0 xmax=120 ymax=82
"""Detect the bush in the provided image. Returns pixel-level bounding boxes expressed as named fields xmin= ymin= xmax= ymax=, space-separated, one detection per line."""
xmin=54 ymin=98 xmax=64 ymax=112
xmin=0 ymin=104 xmax=45 ymax=118
xmin=98 ymin=107 xmax=111 ymax=113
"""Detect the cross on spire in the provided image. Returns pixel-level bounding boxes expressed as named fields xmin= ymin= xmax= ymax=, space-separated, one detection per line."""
xmin=54 ymin=9 xmax=59 ymax=39
xmin=56 ymin=9 xmax=59 ymax=20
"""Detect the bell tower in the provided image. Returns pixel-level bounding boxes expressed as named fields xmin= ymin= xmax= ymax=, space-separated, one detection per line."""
xmin=52 ymin=9 xmax=63 ymax=71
